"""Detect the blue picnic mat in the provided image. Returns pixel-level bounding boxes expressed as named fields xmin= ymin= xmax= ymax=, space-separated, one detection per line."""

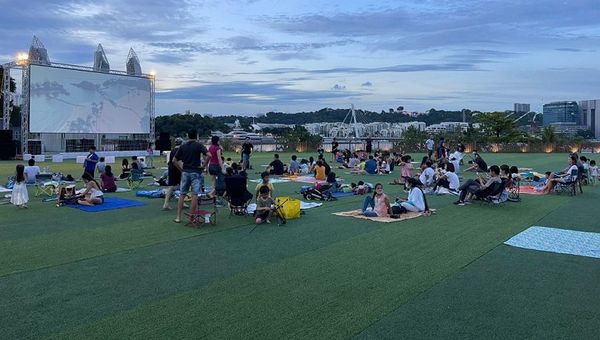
xmin=505 ymin=226 xmax=600 ymax=258
xmin=68 ymin=197 xmax=146 ymax=212
xmin=331 ymin=191 xmax=355 ymax=198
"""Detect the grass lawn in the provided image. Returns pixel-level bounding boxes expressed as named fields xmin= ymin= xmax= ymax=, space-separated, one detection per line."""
xmin=0 ymin=152 xmax=598 ymax=339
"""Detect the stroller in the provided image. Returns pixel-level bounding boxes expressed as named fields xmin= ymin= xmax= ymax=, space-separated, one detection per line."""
xmin=301 ymin=183 xmax=337 ymax=201
xmin=224 ymin=174 xmax=253 ymax=216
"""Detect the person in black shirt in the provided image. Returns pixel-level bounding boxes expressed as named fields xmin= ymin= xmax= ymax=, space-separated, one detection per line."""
xmin=173 ymin=131 xmax=210 ymax=223
xmin=268 ymin=153 xmax=285 ymax=175
xmin=365 ymin=137 xmax=373 ymax=154
xmin=241 ymin=137 xmax=253 ymax=171
xmin=331 ymin=138 xmax=339 ymax=162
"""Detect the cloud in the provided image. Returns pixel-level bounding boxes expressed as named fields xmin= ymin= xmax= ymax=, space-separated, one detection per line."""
xmin=157 ymin=81 xmax=366 ymax=104
xmin=554 ymin=48 xmax=582 ymax=52
xmin=361 ymin=81 xmax=373 ymax=87
xmin=241 ymin=62 xmax=482 ymax=75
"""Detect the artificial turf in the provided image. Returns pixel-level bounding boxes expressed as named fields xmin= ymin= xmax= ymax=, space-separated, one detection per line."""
xmin=0 ymin=152 xmax=598 ymax=339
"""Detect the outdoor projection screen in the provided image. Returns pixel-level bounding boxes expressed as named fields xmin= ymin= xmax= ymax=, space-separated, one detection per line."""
xmin=29 ymin=65 xmax=151 ymax=133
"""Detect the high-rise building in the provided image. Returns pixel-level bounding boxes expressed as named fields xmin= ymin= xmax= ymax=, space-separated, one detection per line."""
xmin=514 ymin=103 xmax=530 ymax=114
xmin=543 ymin=101 xmax=585 ymax=135
xmin=579 ymin=99 xmax=600 ymax=138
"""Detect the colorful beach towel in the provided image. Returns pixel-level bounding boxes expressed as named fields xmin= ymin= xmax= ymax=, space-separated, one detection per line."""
xmin=332 ymin=209 xmax=432 ymax=223
xmin=249 ymin=178 xmax=291 ymax=184
xmin=519 ymin=185 xmax=546 ymax=195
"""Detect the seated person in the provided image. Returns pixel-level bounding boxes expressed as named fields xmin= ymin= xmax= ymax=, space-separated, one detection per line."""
xmin=139 ymin=157 xmax=148 ymax=169
xmin=464 ymin=152 xmax=488 ymax=172
xmin=454 ymin=165 xmax=501 ymax=205
xmin=361 ymin=183 xmax=390 ymax=217
xmin=255 ymin=185 xmax=274 ymax=224
xmin=100 ymin=165 xmax=117 ymax=192
xmin=78 ymin=173 xmax=104 ymax=206
xmin=433 ymin=163 xmax=460 ymax=193
xmin=56 ymin=185 xmax=78 ymax=206
xmin=418 ymin=160 xmax=435 ymax=188
xmin=120 ymin=159 xmax=131 ymax=179
xmin=130 ymin=162 xmax=144 ymax=178
xmin=97 ymin=157 xmax=106 ymax=175
xmin=394 ymin=178 xmax=428 ymax=212
xmin=267 ymin=154 xmax=285 ymax=175
xmin=364 ymin=156 xmax=378 ymax=175
xmin=314 ymin=160 xmax=327 ymax=181
xmin=538 ymin=156 xmax=578 ymax=194
xmin=255 ymin=171 xmax=274 ymax=197
xmin=24 ymin=158 xmax=41 ymax=184
xmin=288 ymin=155 xmax=300 ymax=175
xmin=317 ymin=155 xmax=332 ymax=175
xmin=224 ymin=169 xmax=253 ymax=206
xmin=322 ymin=171 xmax=341 ymax=192
xmin=299 ymin=159 xmax=310 ymax=174
xmin=352 ymin=180 xmax=368 ymax=195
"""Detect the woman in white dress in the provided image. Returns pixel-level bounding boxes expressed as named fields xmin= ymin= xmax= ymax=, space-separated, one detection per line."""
xmin=78 ymin=172 xmax=104 ymax=206
xmin=11 ymin=164 xmax=29 ymax=208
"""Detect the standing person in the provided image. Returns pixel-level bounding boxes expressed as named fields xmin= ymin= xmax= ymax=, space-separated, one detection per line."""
xmin=207 ymin=136 xmax=226 ymax=197
xmin=173 ymin=131 xmax=210 ymax=224
xmin=146 ymin=143 xmax=154 ymax=168
xmin=10 ymin=164 xmax=29 ymax=208
xmin=241 ymin=137 xmax=253 ymax=171
xmin=365 ymin=137 xmax=373 ymax=155
xmin=437 ymin=138 xmax=447 ymax=161
xmin=425 ymin=137 xmax=434 ymax=158
xmin=331 ymin=138 xmax=339 ymax=162
xmin=163 ymin=138 xmax=183 ymax=210
xmin=83 ymin=146 xmax=99 ymax=177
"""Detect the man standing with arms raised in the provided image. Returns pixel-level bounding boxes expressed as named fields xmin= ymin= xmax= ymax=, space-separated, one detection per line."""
xmin=173 ymin=130 xmax=210 ymax=224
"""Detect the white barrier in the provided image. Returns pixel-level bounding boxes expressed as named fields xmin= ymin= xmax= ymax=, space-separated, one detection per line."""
xmin=104 ymin=156 xmax=116 ymax=164
xmin=52 ymin=155 xmax=64 ymax=163
xmin=76 ymin=156 xmax=86 ymax=164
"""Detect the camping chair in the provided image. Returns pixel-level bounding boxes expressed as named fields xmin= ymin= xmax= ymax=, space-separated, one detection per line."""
xmin=555 ymin=168 xmax=578 ymax=196
xmin=185 ymin=195 xmax=218 ymax=227
xmin=475 ymin=180 xmax=507 ymax=207
xmin=224 ymin=175 xmax=253 ymax=216
xmin=35 ymin=181 xmax=59 ymax=197
xmin=507 ymin=177 xmax=521 ymax=202
xmin=127 ymin=169 xmax=144 ymax=189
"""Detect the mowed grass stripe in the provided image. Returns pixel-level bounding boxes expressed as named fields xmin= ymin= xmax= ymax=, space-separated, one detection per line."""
xmin=53 ymin=198 xmax=561 ymax=339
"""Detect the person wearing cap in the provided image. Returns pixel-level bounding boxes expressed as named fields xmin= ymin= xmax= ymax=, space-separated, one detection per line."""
xmin=162 ymin=137 xmax=184 ymax=210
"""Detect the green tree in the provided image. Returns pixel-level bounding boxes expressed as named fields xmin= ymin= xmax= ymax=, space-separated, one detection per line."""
xmin=542 ymin=125 xmax=556 ymax=144
xmin=476 ymin=112 xmax=518 ymax=141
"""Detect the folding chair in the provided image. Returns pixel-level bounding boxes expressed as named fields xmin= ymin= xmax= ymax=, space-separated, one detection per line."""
xmin=224 ymin=175 xmax=253 ymax=216
xmin=555 ymin=168 xmax=578 ymax=196
xmin=186 ymin=195 xmax=218 ymax=227
xmin=35 ymin=181 xmax=58 ymax=197
xmin=507 ymin=177 xmax=521 ymax=202
xmin=127 ymin=169 xmax=144 ymax=189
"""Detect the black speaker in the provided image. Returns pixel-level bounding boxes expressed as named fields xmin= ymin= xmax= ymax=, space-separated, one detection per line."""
xmin=0 ymin=141 xmax=16 ymax=160
xmin=0 ymin=130 xmax=12 ymax=142
xmin=27 ymin=140 xmax=42 ymax=155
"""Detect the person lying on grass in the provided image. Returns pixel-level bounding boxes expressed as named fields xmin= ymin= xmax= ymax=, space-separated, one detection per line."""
xmin=361 ymin=183 xmax=390 ymax=217
xmin=255 ymin=185 xmax=274 ymax=224
xmin=78 ymin=172 xmax=104 ymax=206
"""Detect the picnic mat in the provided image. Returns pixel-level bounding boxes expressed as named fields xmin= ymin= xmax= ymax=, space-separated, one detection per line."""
xmin=288 ymin=176 xmax=326 ymax=184
xmin=67 ymin=197 xmax=145 ymax=212
xmin=519 ymin=185 xmax=546 ymax=195
xmin=249 ymin=178 xmax=291 ymax=184
xmin=331 ymin=191 xmax=355 ymax=198
xmin=247 ymin=201 xmax=322 ymax=214
xmin=505 ymin=226 xmax=600 ymax=258
xmin=115 ymin=187 xmax=132 ymax=193
xmin=332 ymin=209 xmax=430 ymax=223
xmin=0 ymin=185 xmax=11 ymax=193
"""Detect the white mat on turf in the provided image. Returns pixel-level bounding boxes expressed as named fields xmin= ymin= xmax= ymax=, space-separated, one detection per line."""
xmin=505 ymin=226 xmax=600 ymax=259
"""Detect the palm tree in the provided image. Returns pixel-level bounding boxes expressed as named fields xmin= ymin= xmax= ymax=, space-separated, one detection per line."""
xmin=542 ymin=126 xmax=556 ymax=144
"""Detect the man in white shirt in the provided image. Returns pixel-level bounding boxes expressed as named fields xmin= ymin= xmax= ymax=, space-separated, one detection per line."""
xmin=24 ymin=158 xmax=41 ymax=184
xmin=419 ymin=160 xmax=435 ymax=188
xmin=425 ymin=137 xmax=434 ymax=158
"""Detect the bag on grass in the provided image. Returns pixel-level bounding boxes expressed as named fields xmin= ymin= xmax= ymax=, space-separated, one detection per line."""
xmin=275 ymin=196 xmax=300 ymax=220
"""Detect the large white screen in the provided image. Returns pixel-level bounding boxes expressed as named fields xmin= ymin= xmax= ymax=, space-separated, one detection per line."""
xmin=29 ymin=65 xmax=151 ymax=133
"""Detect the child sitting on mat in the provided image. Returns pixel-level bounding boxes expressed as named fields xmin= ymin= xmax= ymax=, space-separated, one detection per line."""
xmin=255 ymin=185 xmax=274 ymax=224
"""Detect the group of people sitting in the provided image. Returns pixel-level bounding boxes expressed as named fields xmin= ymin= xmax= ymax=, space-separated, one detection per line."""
xmin=533 ymin=153 xmax=598 ymax=194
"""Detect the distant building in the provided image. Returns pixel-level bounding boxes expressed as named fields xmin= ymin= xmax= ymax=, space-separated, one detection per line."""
xmin=543 ymin=101 xmax=583 ymax=128
xmin=579 ymin=99 xmax=600 ymax=138
xmin=514 ymin=103 xmax=530 ymax=114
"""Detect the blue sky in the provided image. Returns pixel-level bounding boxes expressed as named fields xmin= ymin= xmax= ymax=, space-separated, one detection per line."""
xmin=2 ymin=0 xmax=600 ymax=116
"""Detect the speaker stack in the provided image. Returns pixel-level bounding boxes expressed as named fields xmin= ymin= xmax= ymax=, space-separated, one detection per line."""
xmin=156 ymin=132 xmax=171 ymax=152
xmin=0 ymin=129 xmax=16 ymax=160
